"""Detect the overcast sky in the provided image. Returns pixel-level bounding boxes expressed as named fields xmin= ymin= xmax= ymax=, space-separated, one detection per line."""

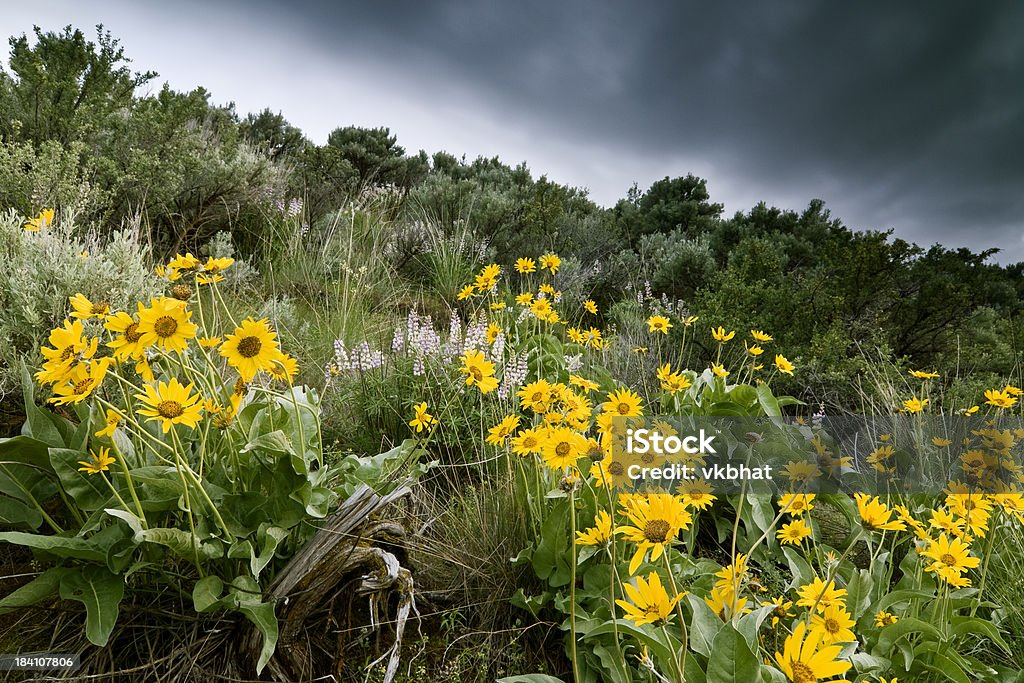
xmin=3 ymin=1 xmax=1023 ymax=261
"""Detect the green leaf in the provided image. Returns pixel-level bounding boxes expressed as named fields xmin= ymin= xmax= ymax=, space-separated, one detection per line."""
xmin=874 ymin=617 xmax=943 ymax=654
xmin=755 ymin=384 xmax=782 ymax=417
xmin=239 ymin=601 xmax=278 ymax=674
xmin=781 ymin=546 xmax=814 ymax=588
xmin=49 ymin=447 xmax=111 ymax=511
xmin=138 ymin=527 xmax=221 ymax=560
xmin=706 ymin=625 xmax=760 ymax=683
xmin=918 ymin=651 xmax=971 ymax=683
xmin=0 ymin=531 xmax=106 ymax=561
xmin=20 ymin=363 xmax=69 ymax=447
xmin=252 ymin=525 xmax=288 ymax=578
xmin=0 ymin=566 xmax=72 ymax=615
xmin=844 ymin=569 xmax=874 ymax=619
xmin=950 ymin=616 xmax=1011 ymax=654
xmin=0 ymin=495 xmax=43 ymax=528
xmin=192 ymin=576 xmax=223 ymax=613
xmin=58 ymin=565 xmax=125 ymax=647
xmin=688 ymin=593 xmax=725 ymax=658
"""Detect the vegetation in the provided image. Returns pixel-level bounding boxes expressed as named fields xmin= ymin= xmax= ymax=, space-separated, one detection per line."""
xmin=2 ymin=23 xmax=1024 ymax=683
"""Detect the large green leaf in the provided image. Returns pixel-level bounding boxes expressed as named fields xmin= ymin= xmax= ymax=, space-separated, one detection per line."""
xmin=192 ymin=575 xmax=223 ymax=613
xmin=706 ymin=625 xmax=760 ymax=683
xmin=0 ymin=531 xmax=106 ymax=561
xmin=239 ymin=601 xmax=278 ymax=674
xmin=20 ymin=363 xmax=70 ymax=447
xmin=0 ymin=495 xmax=43 ymax=528
xmin=688 ymin=593 xmax=725 ymax=657
xmin=58 ymin=565 xmax=125 ymax=647
xmin=0 ymin=566 xmax=72 ymax=615
xmin=49 ymin=447 xmax=111 ymax=511
xmin=874 ymin=617 xmax=943 ymax=654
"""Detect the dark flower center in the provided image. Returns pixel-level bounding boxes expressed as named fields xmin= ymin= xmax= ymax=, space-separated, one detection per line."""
xmin=237 ymin=336 xmax=262 ymax=358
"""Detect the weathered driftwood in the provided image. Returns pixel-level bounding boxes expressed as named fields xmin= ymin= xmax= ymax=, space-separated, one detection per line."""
xmin=243 ymin=482 xmax=416 ymax=681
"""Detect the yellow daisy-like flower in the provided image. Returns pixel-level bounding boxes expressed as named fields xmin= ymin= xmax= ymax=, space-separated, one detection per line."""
xmin=137 ymin=297 xmax=197 ymax=354
xmin=618 ymin=493 xmax=692 ymax=575
xmin=751 ymin=329 xmax=773 ymax=342
xmin=762 ymin=595 xmax=794 ymax=628
xmin=576 ymin=510 xmax=615 ymax=546
xmin=903 ymin=396 xmax=928 ymax=414
xmin=486 ymin=414 xmax=522 ymax=445
xmin=795 ymin=577 xmax=847 ymax=612
xmin=36 ymin=319 xmax=99 ymax=386
xmin=603 ymin=387 xmax=644 ymax=417
xmin=95 ymin=409 xmax=122 ymax=438
xmin=219 ymin=318 xmax=280 ymax=381
xmin=711 ymin=362 xmax=729 ymax=378
xmin=267 ymin=353 xmax=299 ymax=382
xmin=909 ymin=369 xmax=939 ymax=379
xmin=485 ymin=323 xmax=503 ymax=345
xmin=569 ymin=375 xmax=599 ymax=393
xmin=514 ymin=257 xmax=536 ymax=274
xmin=647 ymin=315 xmax=672 ymax=334
xmin=583 ymin=299 xmax=598 ymax=314
xmin=810 ymin=603 xmax=856 ymax=644
xmin=985 ymin=388 xmax=1017 ymax=409
xmin=24 ymin=208 xmax=55 ymax=231
xmin=777 ymin=518 xmax=812 ymax=545
xmin=48 ymin=358 xmax=111 ymax=405
xmin=874 ymin=610 xmax=899 ymax=627
xmin=773 ymin=621 xmax=852 ymax=683
xmin=746 ymin=343 xmax=765 ymax=356
xmin=135 ymin=378 xmax=204 ymax=433
xmin=774 ymin=354 xmax=795 ymax=375
xmin=457 ymin=284 xmax=476 ymax=300
xmin=408 ymin=402 xmax=436 ymax=433
xmin=202 ymin=256 xmax=234 ymax=273
xmin=540 ymin=426 xmax=586 ymax=470
xmin=677 ymin=478 xmax=716 ymax=510
xmin=167 ymin=252 xmax=201 ymax=274
xmin=460 ymin=349 xmax=499 ymax=394
xmin=711 ymin=326 xmax=735 ymax=343
xmin=197 ymin=336 xmax=223 ymax=349
xmin=615 ymin=572 xmax=684 ymax=626
xmin=69 ymin=293 xmax=110 ymax=320
xmin=539 ymin=252 xmax=561 ymax=273
xmin=77 ymin=447 xmax=116 ymax=475
xmin=515 ymin=292 xmax=534 ymax=306
xmin=855 ymin=493 xmax=907 ymax=532
xmin=921 ymin=533 xmax=980 ymax=584
xmin=105 ymin=309 xmax=150 ymax=361
xmin=510 ymin=427 xmax=543 ymax=456
xmin=778 ymin=493 xmax=815 ymax=516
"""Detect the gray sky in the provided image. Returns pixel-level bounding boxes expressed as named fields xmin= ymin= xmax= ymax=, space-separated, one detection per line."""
xmin=4 ymin=1 xmax=1024 ymax=261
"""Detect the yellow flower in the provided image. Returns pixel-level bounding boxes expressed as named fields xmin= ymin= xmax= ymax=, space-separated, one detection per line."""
xmin=69 ymin=293 xmax=110 ymax=320
xmin=202 ymin=256 xmax=234 ymax=273
xmin=682 ymin=315 xmax=699 ymax=326
xmin=94 ymin=409 xmax=122 ymax=438
xmin=510 ymin=427 xmax=543 ymax=456
xmin=197 ymin=336 xmax=222 ymax=349
xmin=457 ymin=285 xmax=476 ymax=300
xmin=167 ymin=253 xmax=201 ymax=274
xmin=778 ymin=493 xmax=815 ymax=516
xmin=539 ymin=283 xmax=556 ymax=295
xmin=909 ymin=369 xmax=939 ymax=379
xmin=711 ymin=326 xmax=735 ymax=343
xmin=762 ymin=595 xmax=794 ymax=628
xmin=583 ymin=299 xmax=598 ymax=314
xmin=267 ymin=353 xmax=299 ymax=382
xmin=632 ymin=346 xmax=648 ymax=354
xmin=751 ymin=329 xmax=773 ymax=342
xmin=795 ymin=577 xmax=847 ymax=612
xmin=903 ymin=396 xmax=928 ymax=414
xmin=486 ymin=414 xmax=521 ymax=445
xmin=219 ymin=318 xmax=280 ymax=381
xmin=135 ymin=378 xmax=204 ymax=433
xmin=485 ymin=323 xmax=503 ymax=344
xmin=77 ymin=447 xmax=116 ymax=475
xmin=515 ymin=292 xmax=534 ymax=306
xmin=874 ymin=610 xmax=899 ymax=627
xmin=773 ymin=621 xmax=851 ymax=683
xmin=23 ymin=208 xmax=55 ymax=231
xmin=540 ymin=426 xmax=586 ymax=470
xmin=569 ymin=375 xmax=599 ymax=392
xmin=603 ymin=387 xmax=644 ymax=417
xmin=810 ymin=603 xmax=856 ymax=644
xmin=460 ymin=349 xmax=499 ymax=394
xmin=137 ymin=297 xmax=197 ymax=354
xmin=539 ymin=252 xmax=561 ymax=273
xmin=985 ymin=388 xmax=1017 ymax=409
xmin=677 ymin=478 xmax=716 ymax=510
xmin=489 ymin=301 xmax=506 ymax=310
xmin=711 ymin=362 xmax=729 ymax=378
xmin=855 ymin=493 xmax=907 ymax=532
xmin=615 ymin=572 xmax=684 ymax=626
xmin=657 ymin=363 xmax=692 ymax=393
xmin=647 ymin=315 xmax=672 ymax=334
xmin=48 ymin=358 xmax=111 ymax=405
xmin=36 ymin=319 xmax=98 ymax=386
xmin=576 ymin=510 xmax=615 ymax=546
xmin=618 ymin=493 xmax=692 ymax=574
xmin=746 ymin=342 xmax=765 ymax=356
xmin=774 ymin=354 xmax=795 ymax=375
xmin=408 ymin=402 xmax=436 ymax=433
xmin=921 ymin=533 xmax=980 ymax=585
xmin=514 ymin=257 xmax=536 ymax=274
xmin=777 ymin=518 xmax=812 ymax=545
